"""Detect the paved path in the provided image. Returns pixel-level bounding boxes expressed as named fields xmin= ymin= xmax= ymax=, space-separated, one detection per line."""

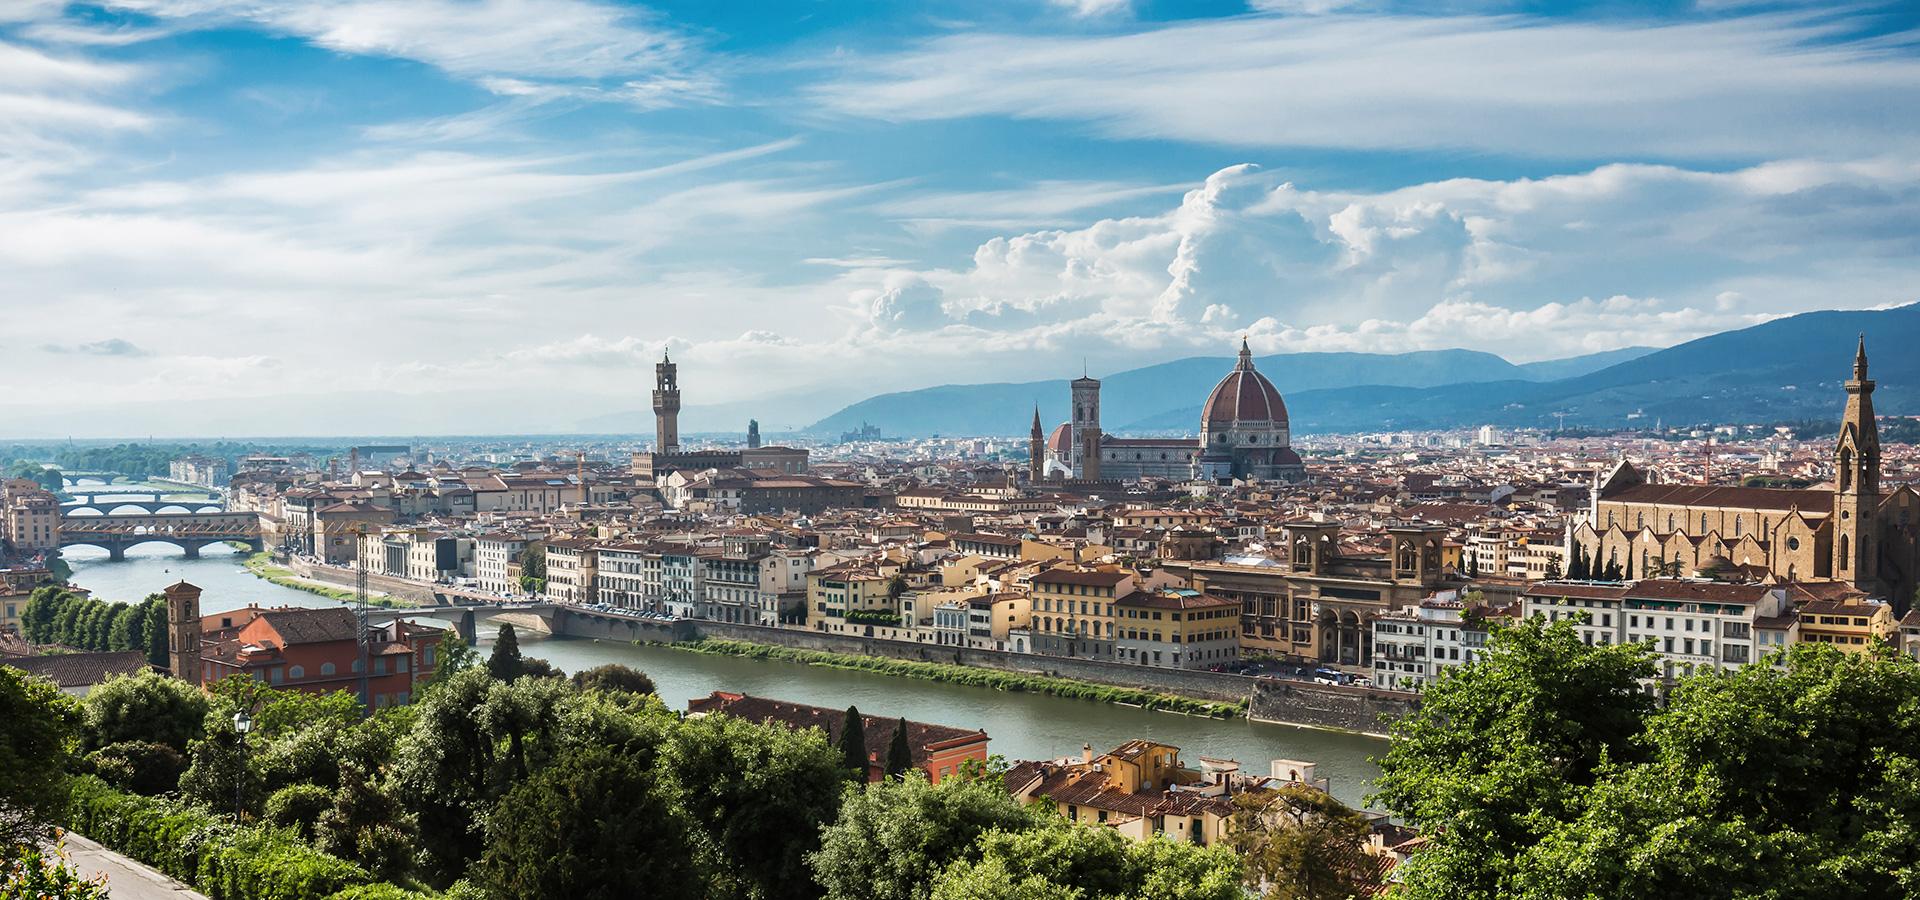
xmin=57 ymin=834 xmax=208 ymax=900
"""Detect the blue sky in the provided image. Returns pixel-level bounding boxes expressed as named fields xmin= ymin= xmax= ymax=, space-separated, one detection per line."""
xmin=4 ymin=0 xmax=1919 ymax=436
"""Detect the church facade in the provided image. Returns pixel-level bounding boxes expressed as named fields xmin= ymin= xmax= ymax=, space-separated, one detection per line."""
xmin=1571 ymin=339 xmax=1920 ymax=606
xmin=1041 ymin=340 xmax=1306 ymax=483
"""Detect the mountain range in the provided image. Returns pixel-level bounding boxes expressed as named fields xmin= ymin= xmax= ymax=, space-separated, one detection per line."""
xmin=807 ymin=303 xmax=1920 ymax=437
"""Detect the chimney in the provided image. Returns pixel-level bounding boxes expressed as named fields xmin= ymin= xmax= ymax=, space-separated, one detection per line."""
xmin=1082 ymin=743 xmax=1094 ymax=766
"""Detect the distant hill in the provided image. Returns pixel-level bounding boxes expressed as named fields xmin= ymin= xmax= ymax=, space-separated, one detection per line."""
xmin=811 ymin=345 xmax=1657 ymax=437
xmin=1276 ymin=304 xmax=1920 ymax=433
xmin=806 ymin=304 xmax=1920 ymax=437
xmin=1514 ymin=346 xmax=1655 ymax=381
xmin=809 ymin=349 xmax=1531 ymax=438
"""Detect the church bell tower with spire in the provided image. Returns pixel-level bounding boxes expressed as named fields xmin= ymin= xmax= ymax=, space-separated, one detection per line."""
xmin=1029 ymin=406 xmax=1046 ymax=484
xmin=1833 ymin=335 xmax=1880 ymax=585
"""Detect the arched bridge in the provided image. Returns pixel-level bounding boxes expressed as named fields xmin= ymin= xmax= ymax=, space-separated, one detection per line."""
xmin=63 ymin=492 xmax=224 ymax=515
xmin=59 ymin=472 xmax=135 ymax=486
xmin=58 ymin=511 xmax=262 ymax=560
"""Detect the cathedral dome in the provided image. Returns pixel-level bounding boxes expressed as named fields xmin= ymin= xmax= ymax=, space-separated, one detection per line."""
xmin=1201 ymin=340 xmax=1288 ymax=432
xmin=1046 ymin=423 xmax=1073 ymax=456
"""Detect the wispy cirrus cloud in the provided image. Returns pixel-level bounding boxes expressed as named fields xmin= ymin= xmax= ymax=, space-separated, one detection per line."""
xmin=814 ymin=10 xmax=1920 ymax=160
xmin=102 ymin=0 xmax=722 ymax=107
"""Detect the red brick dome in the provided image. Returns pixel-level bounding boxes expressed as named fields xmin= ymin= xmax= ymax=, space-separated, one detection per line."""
xmin=1046 ymin=423 xmax=1072 ymax=455
xmin=1202 ymin=340 xmax=1288 ymax=430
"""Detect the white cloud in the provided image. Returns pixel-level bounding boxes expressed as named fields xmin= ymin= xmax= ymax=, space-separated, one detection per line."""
xmin=1047 ymin=0 xmax=1130 ymax=17
xmin=104 ymin=0 xmax=719 ymax=107
xmin=814 ymin=11 xmax=1920 ymax=160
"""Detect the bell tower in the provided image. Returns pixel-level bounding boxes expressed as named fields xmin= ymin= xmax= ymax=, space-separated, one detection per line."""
xmin=653 ymin=351 xmax=681 ymax=453
xmin=1070 ymin=372 xmax=1101 ymax=481
xmin=1833 ymin=335 xmax=1880 ymax=585
xmin=1028 ymin=406 xmax=1046 ymax=484
xmin=164 ymin=580 xmax=202 ymax=685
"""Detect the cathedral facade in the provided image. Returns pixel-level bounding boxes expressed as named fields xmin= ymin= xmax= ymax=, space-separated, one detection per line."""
xmin=1571 ymin=339 xmax=1920 ymax=606
xmin=1040 ymin=340 xmax=1306 ymax=483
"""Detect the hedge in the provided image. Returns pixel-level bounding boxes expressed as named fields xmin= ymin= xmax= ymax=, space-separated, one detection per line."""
xmin=669 ymin=638 xmax=1248 ymax=718
xmin=63 ymin=775 xmax=377 ymax=900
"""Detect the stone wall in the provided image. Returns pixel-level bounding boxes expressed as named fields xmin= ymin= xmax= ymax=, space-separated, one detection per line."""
xmin=284 ymin=558 xmax=438 ymax=604
xmin=550 ymin=607 xmax=694 ymax=643
xmin=687 ymin=620 xmax=1417 ymax=734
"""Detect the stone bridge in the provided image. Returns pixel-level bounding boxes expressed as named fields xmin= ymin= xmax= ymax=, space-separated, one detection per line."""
xmin=369 ymin=602 xmax=692 ymax=645
xmin=62 ymin=493 xmax=224 ymax=515
xmin=57 ymin=511 xmax=262 ymax=560
xmin=59 ymin=472 xmax=135 ymax=486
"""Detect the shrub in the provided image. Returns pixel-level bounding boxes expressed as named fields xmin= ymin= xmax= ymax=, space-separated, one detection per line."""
xmin=64 ymin=775 xmax=375 ymax=900
xmin=264 ymin=784 xmax=334 ymax=840
xmin=84 ymin=740 xmax=187 ymax=796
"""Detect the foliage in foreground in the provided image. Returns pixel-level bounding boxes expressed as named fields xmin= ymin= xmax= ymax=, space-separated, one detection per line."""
xmin=1 ymin=842 xmax=109 ymax=899
xmin=1376 ymin=617 xmax=1920 ymax=899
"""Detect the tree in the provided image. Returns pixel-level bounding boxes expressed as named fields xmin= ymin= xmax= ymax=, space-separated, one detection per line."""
xmin=571 ymin=663 xmax=656 ymax=696
xmin=0 ymin=665 xmax=80 ymax=849
xmin=316 ymin=761 xmax=416 ymax=883
xmin=838 ymin=705 xmax=868 ymax=781
xmin=885 ymin=718 xmax=913 ymax=778
xmin=659 ymin=711 xmax=847 ymax=900
xmin=1372 ymin=618 xmax=1654 ymax=899
xmin=1544 ymin=553 xmax=1563 ymax=580
xmin=392 ymin=669 xmax=572 ymax=885
xmin=1229 ymin=784 xmax=1376 ymax=900
xmin=1466 ymin=553 xmax=1479 ymax=578
xmin=487 ymin=623 xmax=524 ymax=682
xmin=142 ymin=599 xmax=168 ymax=668
xmin=1502 ymin=645 xmax=1920 ymax=900
xmin=516 ymin=545 xmax=546 ymax=594
xmin=477 ymin=745 xmax=705 ymax=900
xmin=428 ymin=633 xmax=478 ymax=688
xmin=810 ymin=771 xmax=1038 ymax=900
xmin=264 ymin=783 xmax=334 ymax=839
xmin=177 ymin=710 xmax=263 ymax=816
xmin=79 ymin=669 xmax=208 ymax=753
xmin=928 ymin=816 xmax=1242 ymax=900
xmin=83 ymin=740 xmax=187 ymax=795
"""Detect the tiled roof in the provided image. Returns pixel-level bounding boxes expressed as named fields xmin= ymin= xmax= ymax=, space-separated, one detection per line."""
xmin=1603 ymin=483 xmax=1831 ymax=514
xmin=10 ymin=650 xmax=152 ymax=687
xmin=686 ymin=692 xmax=986 ymax=767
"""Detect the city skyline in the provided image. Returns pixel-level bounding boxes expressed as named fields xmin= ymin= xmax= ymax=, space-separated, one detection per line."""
xmin=5 ymin=0 xmax=1920 ymax=436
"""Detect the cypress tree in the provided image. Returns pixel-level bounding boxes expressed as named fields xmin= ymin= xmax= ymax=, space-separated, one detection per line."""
xmin=885 ymin=718 xmax=913 ymax=778
xmin=838 ymin=706 xmax=868 ymax=781
xmin=143 ymin=598 xmax=169 ymax=668
xmin=488 ymin=623 xmax=525 ymax=682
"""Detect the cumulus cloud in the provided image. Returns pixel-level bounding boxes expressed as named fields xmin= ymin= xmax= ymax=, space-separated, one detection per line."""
xmin=814 ymin=10 xmax=1920 ymax=160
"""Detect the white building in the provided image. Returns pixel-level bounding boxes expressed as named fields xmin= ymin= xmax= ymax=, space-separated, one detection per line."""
xmin=474 ymin=533 xmax=532 ymax=596
xmin=1522 ymin=579 xmax=1790 ymax=683
xmin=1370 ymin=592 xmax=1507 ymax=690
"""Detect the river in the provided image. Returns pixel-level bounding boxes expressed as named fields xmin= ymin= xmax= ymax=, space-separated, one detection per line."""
xmin=66 ymin=547 xmax=1390 ymax=808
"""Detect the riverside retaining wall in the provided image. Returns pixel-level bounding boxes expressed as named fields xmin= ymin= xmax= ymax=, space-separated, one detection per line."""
xmin=683 ymin=620 xmax=1417 ymax=734
xmin=283 ymin=558 xmax=438 ymax=604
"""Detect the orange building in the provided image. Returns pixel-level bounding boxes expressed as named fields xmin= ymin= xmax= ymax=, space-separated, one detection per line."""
xmin=197 ymin=604 xmax=444 ymax=708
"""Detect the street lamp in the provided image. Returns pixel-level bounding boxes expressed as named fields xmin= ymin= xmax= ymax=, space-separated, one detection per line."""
xmin=231 ymin=710 xmax=252 ymax=818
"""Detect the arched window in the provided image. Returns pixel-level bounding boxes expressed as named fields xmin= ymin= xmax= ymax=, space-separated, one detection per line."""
xmin=289 ymin=665 xmax=305 ymax=680
xmin=1840 ymin=535 xmax=1850 ymax=569
xmin=1667 ymin=514 xmax=1675 ymax=531
xmin=1840 ymin=449 xmax=1854 ymax=491
xmin=319 ymin=662 xmax=335 ymax=676
xmin=1701 ymin=514 xmax=1708 ymax=531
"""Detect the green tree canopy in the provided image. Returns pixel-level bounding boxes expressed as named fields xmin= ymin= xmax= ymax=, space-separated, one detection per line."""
xmin=79 ymin=669 xmax=209 ymax=753
xmin=928 ymin=817 xmax=1242 ymax=900
xmin=838 ymin=705 xmax=867 ymax=780
xmin=885 ymin=718 xmax=913 ymax=778
xmin=486 ymin=624 xmax=523 ymax=683
xmin=810 ymin=771 xmax=1039 ymax=900
xmin=476 ymin=744 xmax=705 ymax=900
xmin=658 ymin=710 xmax=847 ymax=900
xmin=1229 ymin=783 xmax=1376 ymax=900
xmin=570 ymin=663 xmax=655 ymax=696
xmin=0 ymin=665 xmax=80 ymax=849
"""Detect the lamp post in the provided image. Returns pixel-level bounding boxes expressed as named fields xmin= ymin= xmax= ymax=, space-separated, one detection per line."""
xmin=231 ymin=709 xmax=252 ymax=818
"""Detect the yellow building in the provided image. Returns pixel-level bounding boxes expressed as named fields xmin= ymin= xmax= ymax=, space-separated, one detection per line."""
xmin=1796 ymin=598 xmax=1894 ymax=653
xmin=1029 ymin=567 xmax=1137 ymax=660
xmin=1006 ymin=741 xmax=1234 ymax=847
xmin=1114 ymin=588 xmax=1241 ymax=669
xmin=805 ymin=563 xmax=894 ymax=627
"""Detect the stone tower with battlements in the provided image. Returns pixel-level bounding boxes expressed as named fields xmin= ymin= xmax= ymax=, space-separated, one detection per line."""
xmin=1071 ymin=373 xmax=1101 ymax=481
xmin=653 ymin=351 xmax=681 ymax=453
